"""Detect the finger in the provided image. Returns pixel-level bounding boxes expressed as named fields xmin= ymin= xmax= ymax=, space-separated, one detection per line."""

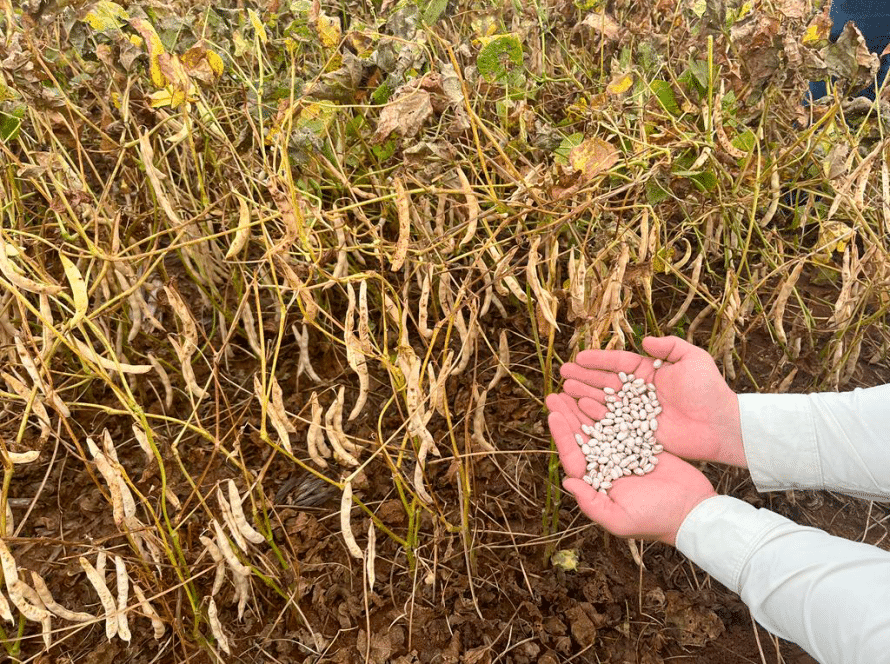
xmin=577 ymin=396 xmax=609 ymax=420
xmin=563 ymin=478 xmax=629 ymax=537
xmin=552 ymin=393 xmax=594 ymax=428
xmin=560 ymin=363 xmax=623 ymax=391
xmin=574 ymin=349 xmax=643 ymax=374
xmin=546 ymin=392 xmax=586 ymax=427
xmin=562 ymin=378 xmax=604 ymax=402
xmin=547 ymin=413 xmax=586 ymax=477
xmin=544 ymin=392 xmax=566 ymax=414
xmin=641 ymin=335 xmax=703 ymax=364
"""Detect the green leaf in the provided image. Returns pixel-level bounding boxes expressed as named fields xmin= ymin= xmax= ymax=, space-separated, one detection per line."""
xmin=688 ymin=170 xmax=718 ymax=192
xmin=0 ymin=106 xmax=25 ymax=142
xmin=646 ymin=177 xmax=671 ymax=204
xmin=82 ymin=0 xmax=129 ymax=32
xmin=371 ymin=81 xmax=393 ymax=106
xmin=733 ymin=129 xmax=756 ymax=154
xmin=422 ymin=0 xmax=449 ymax=25
xmin=685 ymin=58 xmax=710 ymax=92
xmin=649 ymin=80 xmax=681 ymax=115
xmin=553 ymin=132 xmax=584 ymax=165
xmin=477 ymin=34 xmax=524 ymax=86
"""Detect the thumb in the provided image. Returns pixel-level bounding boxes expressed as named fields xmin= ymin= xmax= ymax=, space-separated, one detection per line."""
xmin=642 ymin=335 xmax=701 ymax=364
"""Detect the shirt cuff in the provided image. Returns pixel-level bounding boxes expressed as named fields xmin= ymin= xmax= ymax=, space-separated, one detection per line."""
xmin=737 ymin=392 xmax=822 ymax=492
xmin=675 ymin=495 xmax=791 ymax=594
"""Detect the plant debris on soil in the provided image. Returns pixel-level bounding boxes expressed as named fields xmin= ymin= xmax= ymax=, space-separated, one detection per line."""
xmin=0 ymin=0 xmax=888 ymax=661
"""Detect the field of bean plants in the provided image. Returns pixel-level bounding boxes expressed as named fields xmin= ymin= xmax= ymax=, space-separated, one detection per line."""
xmin=0 ymin=0 xmax=888 ymax=661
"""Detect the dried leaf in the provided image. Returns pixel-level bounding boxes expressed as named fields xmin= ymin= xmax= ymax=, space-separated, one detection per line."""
xmin=82 ymin=1 xmax=129 ymax=31
xmin=129 ymin=18 xmax=167 ymax=87
xmin=569 ymin=136 xmax=619 ymax=180
xmin=580 ymin=11 xmax=622 ymax=40
xmin=373 ymin=88 xmax=434 ymax=144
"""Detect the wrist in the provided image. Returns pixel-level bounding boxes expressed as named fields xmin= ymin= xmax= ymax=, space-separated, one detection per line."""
xmin=716 ymin=392 xmax=747 ymax=468
xmin=663 ymin=489 xmax=719 ymax=547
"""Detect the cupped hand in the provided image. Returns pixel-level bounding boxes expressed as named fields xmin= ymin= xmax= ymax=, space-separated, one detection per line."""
xmin=558 ymin=336 xmax=747 ymax=468
xmin=545 ymin=393 xmax=717 ymax=546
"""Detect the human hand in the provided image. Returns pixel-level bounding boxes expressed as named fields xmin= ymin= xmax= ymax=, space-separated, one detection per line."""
xmin=546 ymin=392 xmax=717 ymax=546
xmin=559 ymin=336 xmax=747 ymax=468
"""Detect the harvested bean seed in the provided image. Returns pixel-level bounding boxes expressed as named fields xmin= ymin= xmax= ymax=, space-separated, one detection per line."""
xmin=569 ymin=368 xmax=665 ymax=492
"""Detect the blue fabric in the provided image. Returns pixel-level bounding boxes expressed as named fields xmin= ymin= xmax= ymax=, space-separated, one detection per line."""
xmin=809 ymin=1 xmax=890 ymax=99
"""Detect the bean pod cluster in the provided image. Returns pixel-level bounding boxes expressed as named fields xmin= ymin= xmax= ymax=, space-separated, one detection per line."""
xmin=575 ymin=359 xmax=665 ymax=493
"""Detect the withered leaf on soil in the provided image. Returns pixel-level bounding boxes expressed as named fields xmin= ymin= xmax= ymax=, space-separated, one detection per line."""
xmin=664 ymin=590 xmax=725 ymax=647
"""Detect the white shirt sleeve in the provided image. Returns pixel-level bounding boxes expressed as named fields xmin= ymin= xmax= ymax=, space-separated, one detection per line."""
xmin=737 ymin=385 xmax=890 ymax=501
xmin=674 ymin=387 xmax=890 ymax=662
xmin=675 ymin=495 xmax=890 ymax=664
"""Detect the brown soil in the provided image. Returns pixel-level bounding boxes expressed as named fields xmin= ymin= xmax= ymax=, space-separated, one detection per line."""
xmin=15 ymin=321 xmax=888 ymax=664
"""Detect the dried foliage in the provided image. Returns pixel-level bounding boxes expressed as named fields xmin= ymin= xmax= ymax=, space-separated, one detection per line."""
xmin=0 ymin=0 xmax=888 ymax=659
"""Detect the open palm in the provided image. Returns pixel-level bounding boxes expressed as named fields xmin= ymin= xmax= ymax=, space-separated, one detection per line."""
xmin=545 ymin=392 xmax=716 ymax=546
xmin=559 ymin=336 xmax=747 ymax=468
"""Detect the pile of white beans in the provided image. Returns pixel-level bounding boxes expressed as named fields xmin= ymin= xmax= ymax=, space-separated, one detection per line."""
xmin=574 ymin=360 xmax=664 ymax=493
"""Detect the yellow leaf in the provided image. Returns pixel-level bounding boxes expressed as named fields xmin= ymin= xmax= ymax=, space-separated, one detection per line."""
xmin=232 ymin=30 xmax=250 ymax=58
xmin=248 ymin=9 xmax=268 ymax=44
xmin=802 ymin=23 xmax=826 ymax=45
xmin=802 ymin=9 xmax=832 ymax=46
xmin=129 ymin=18 xmax=167 ymax=88
xmin=606 ymin=72 xmax=634 ymax=95
xmin=316 ymin=14 xmax=341 ymax=49
xmin=157 ymin=54 xmax=193 ymax=107
xmin=181 ymin=45 xmax=224 ymax=85
xmin=59 ymin=254 xmax=88 ymax=326
xmin=82 ymin=0 xmax=129 ymax=31
xmin=551 ymin=549 xmax=580 ymax=572
xmin=816 ymin=219 xmax=853 ymax=257
xmin=205 ymin=50 xmax=224 ymax=78
xmin=569 ymin=136 xmax=619 ymax=180
xmin=147 ymin=88 xmax=175 ymax=108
